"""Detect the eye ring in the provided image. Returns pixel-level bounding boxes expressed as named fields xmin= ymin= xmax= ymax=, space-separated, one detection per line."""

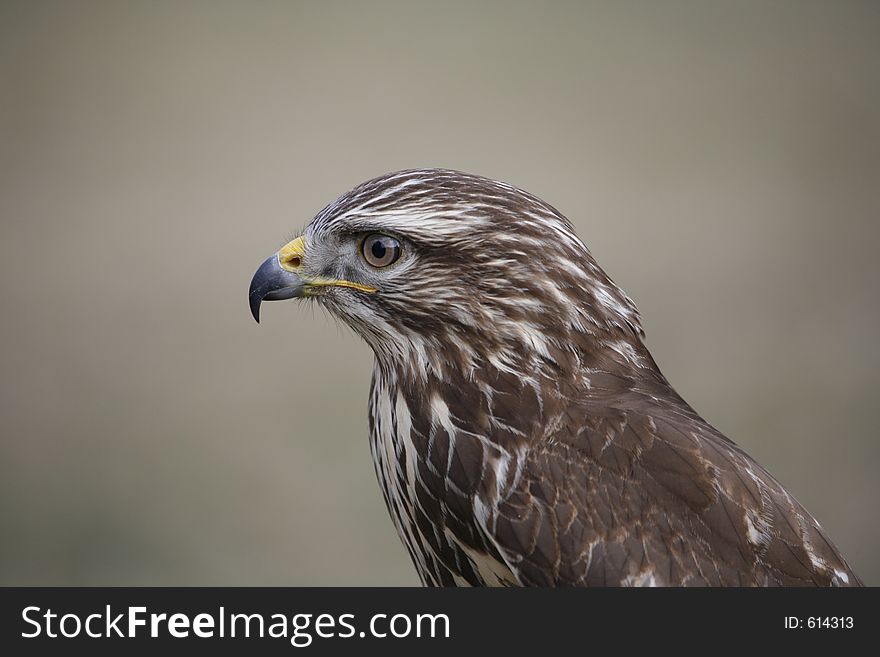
xmin=361 ymin=234 xmax=402 ymax=268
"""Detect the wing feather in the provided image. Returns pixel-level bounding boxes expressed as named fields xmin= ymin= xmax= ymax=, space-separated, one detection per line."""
xmin=475 ymin=390 xmax=861 ymax=586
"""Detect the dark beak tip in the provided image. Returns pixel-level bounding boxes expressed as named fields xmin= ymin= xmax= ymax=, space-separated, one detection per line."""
xmin=249 ymin=290 xmax=262 ymax=324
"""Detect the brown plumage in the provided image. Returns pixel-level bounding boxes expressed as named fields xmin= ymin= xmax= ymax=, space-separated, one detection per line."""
xmin=249 ymin=168 xmax=861 ymax=586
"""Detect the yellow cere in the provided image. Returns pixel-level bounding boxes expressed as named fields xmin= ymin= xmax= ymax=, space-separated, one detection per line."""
xmin=278 ymin=236 xmax=306 ymax=271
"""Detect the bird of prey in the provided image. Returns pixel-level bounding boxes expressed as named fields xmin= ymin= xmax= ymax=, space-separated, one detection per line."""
xmin=249 ymin=169 xmax=861 ymax=587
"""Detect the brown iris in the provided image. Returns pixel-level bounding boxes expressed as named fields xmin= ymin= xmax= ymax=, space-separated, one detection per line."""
xmin=361 ymin=234 xmax=401 ymax=268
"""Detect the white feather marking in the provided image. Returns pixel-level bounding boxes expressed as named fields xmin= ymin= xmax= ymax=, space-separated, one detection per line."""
xmin=444 ymin=527 xmax=515 ymax=586
xmin=609 ymin=340 xmax=644 ymax=367
xmin=804 ymin=538 xmax=829 ymax=572
xmin=744 ymin=509 xmax=773 ymax=550
xmin=430 ymin=394 xmax=460 ymax=475
xmin=396 ymin=390 xmax=417 ymax=490
xmin=492 ymin=452 xmax=512 ymax=499
xmin=622 ymin=570 xmax=658 ymax=587
xmin=593 ymin=285 xmax=631 ymax=320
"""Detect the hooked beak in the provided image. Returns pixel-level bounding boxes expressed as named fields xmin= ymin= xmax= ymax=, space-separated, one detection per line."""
xmin=248 ymin=255 xmax=305 ymax=323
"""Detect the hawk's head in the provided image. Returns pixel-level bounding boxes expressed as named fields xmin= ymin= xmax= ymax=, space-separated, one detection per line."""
xmin=250 ymin=169 xmax=647 ymax=379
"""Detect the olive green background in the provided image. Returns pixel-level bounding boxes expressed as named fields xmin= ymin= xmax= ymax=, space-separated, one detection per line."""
xmin=1 ymin=1 xmax=877 ymax=585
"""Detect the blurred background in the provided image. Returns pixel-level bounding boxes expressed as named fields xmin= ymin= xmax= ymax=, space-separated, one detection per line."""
xmin=1 ymin=0 xmax=877 ymax=585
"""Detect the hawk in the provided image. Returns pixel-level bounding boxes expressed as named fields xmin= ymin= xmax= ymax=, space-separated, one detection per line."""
xmin=248 ymin=169 xmax=861 ymax=587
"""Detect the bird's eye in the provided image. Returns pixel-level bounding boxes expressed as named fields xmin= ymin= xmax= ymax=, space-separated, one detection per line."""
xmin=361 ymin=234 xmax=401 ymax=268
